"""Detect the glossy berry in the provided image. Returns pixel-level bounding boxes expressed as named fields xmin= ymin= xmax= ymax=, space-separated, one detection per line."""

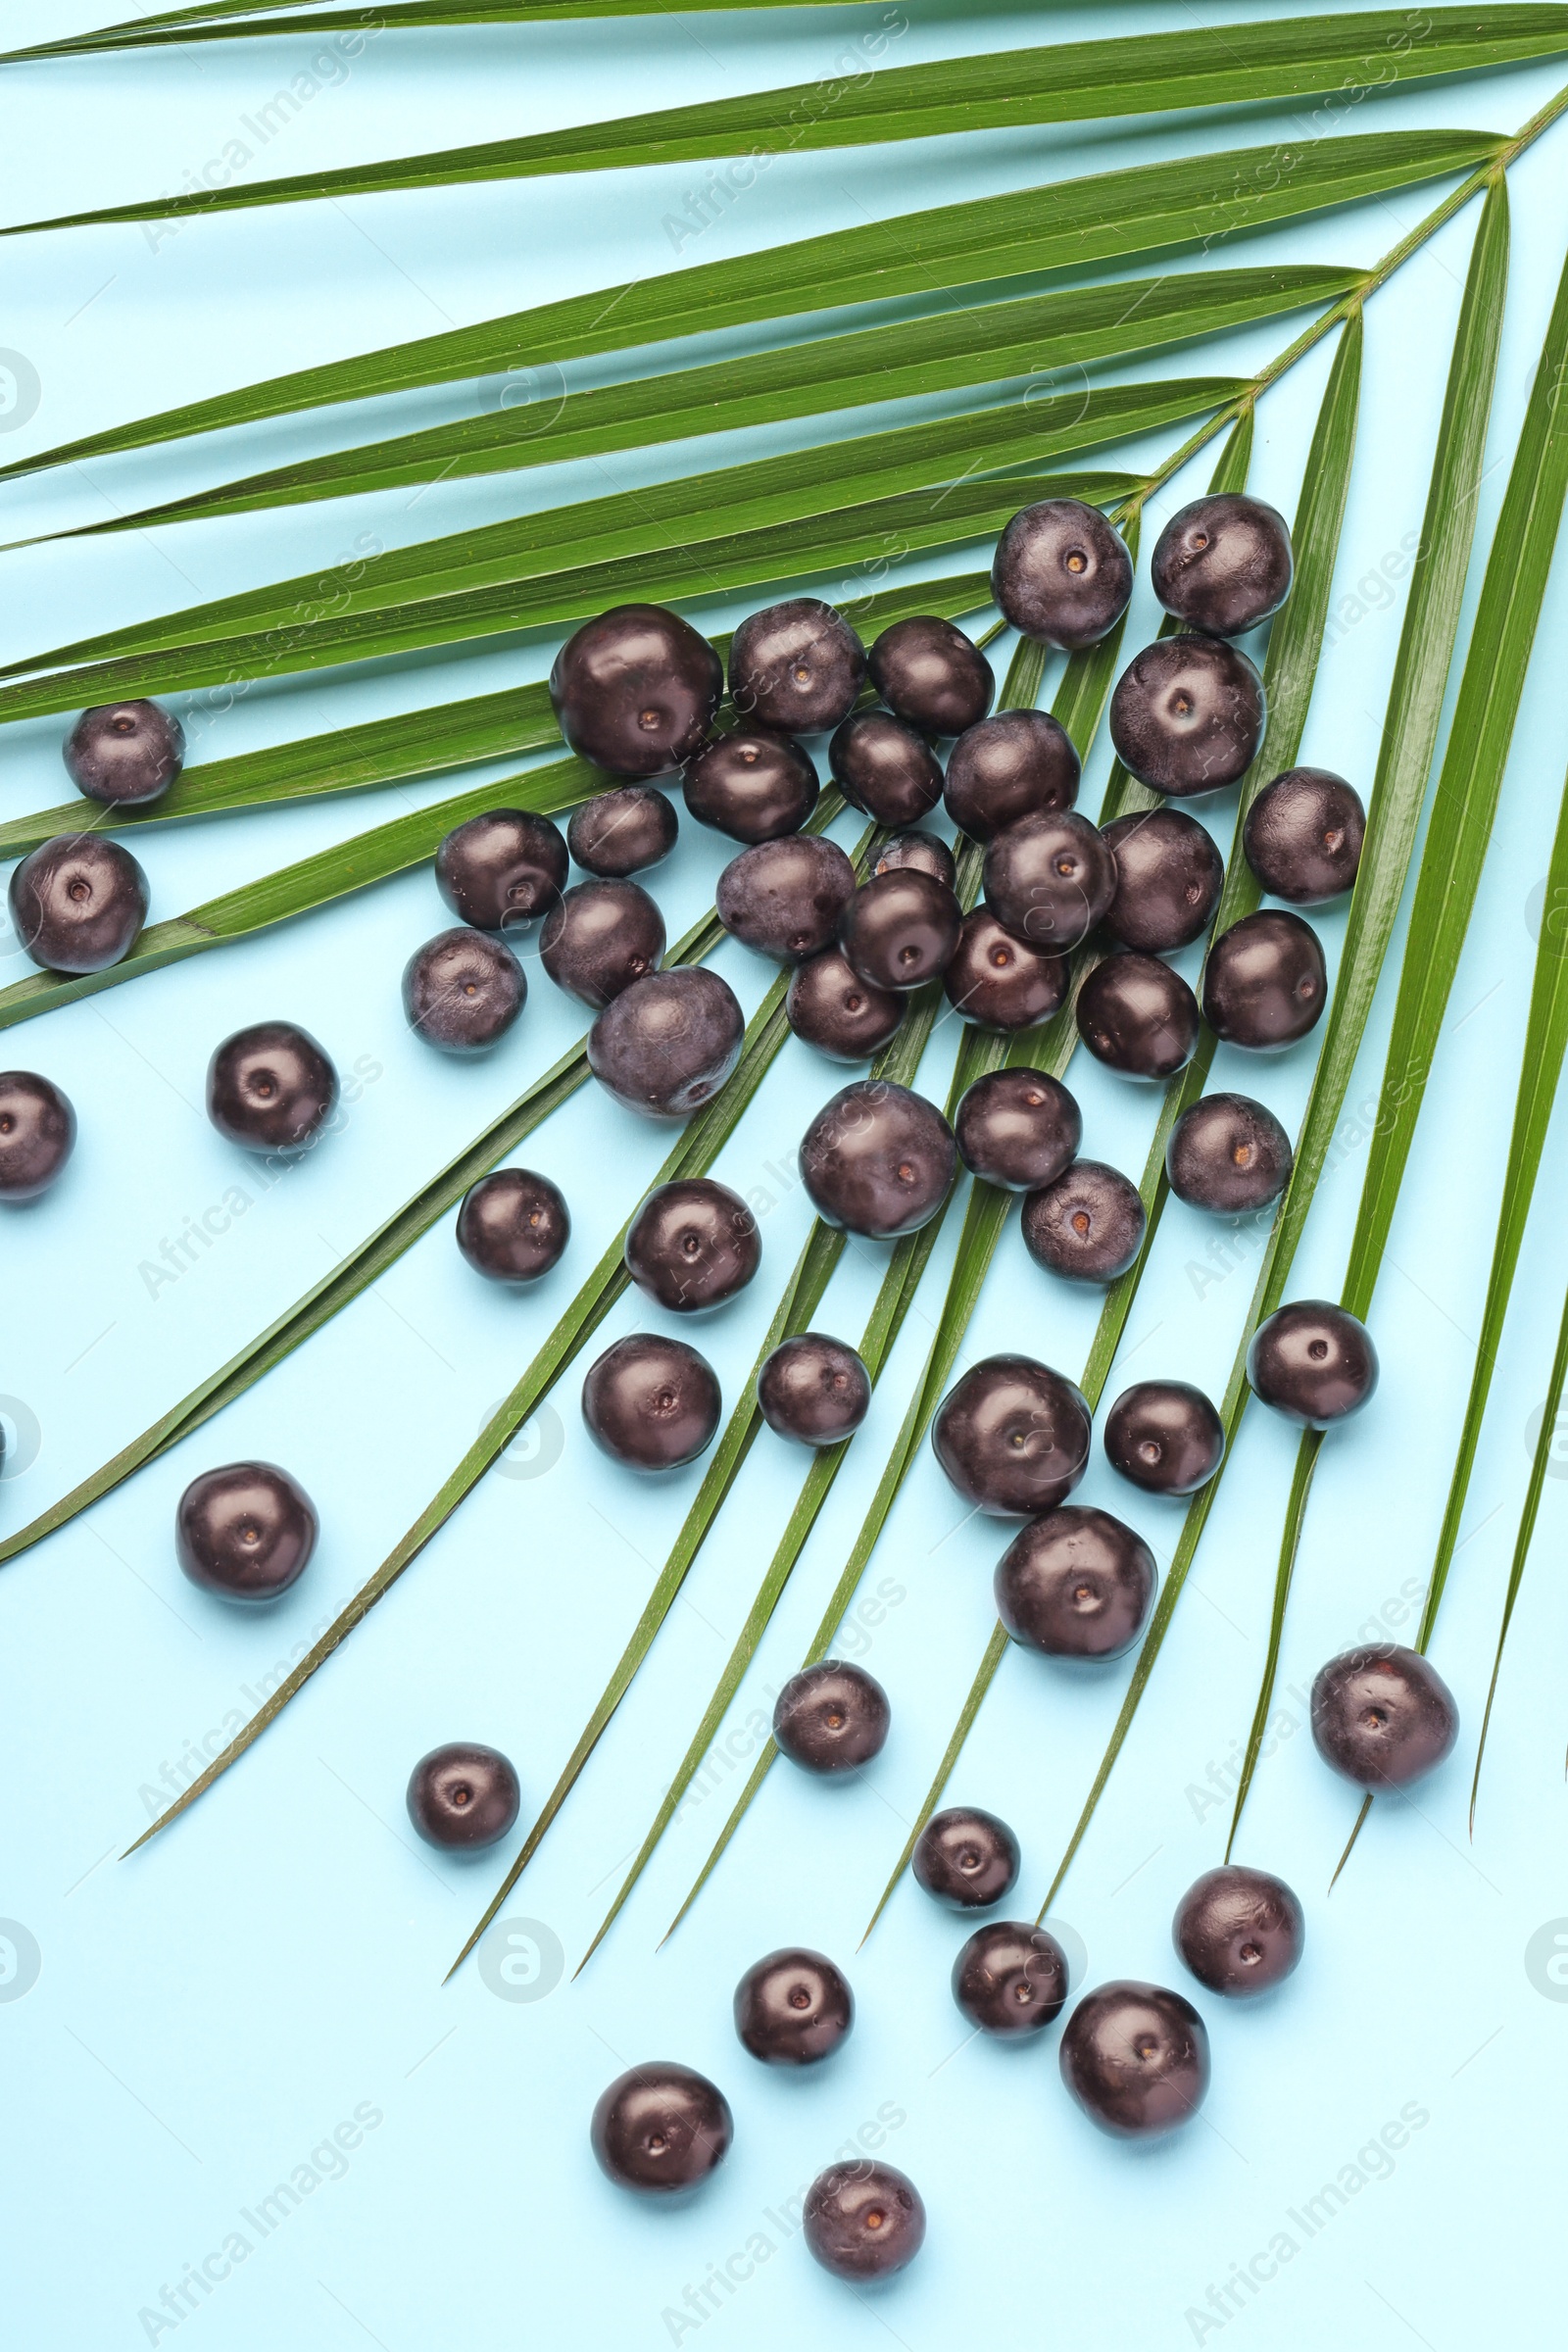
xmin=1059 ymin=1981 xmax=1210 ymax=2140
xmin=402 ymin=927 xmax=525 ymax=1054
xmin=406 ymin=1741 xmax=520 ymax=1850
xmin=931 ymin=1353 xmax=1091 ymax=1518
xmin=566 ymin=785 xmax=678 ymax=878
xmin=984 ymin=809 xmax=1116 ymax=953
xmin=175 ymin=1461 xmax=318 ymax=1601
xmin=729 ymin=597 xmax=865 ymax=733
xmin=944 ymin=909 xmax=1068 ymax=1030
xmin=716 ymin=835 xmax=856 ymax=963
xmin=837 ymin=868 xmax=962 ymax=992
xmin=1202 ymin=909 xmax=1326 ymax=1049
xmin=1102 ymin=808 xmax=1224 ymax=952
xmin=551 ymin=605 xmax=721 ymax=777
xmin=1103 ymin=1380 xmax=1224 ymax=1496
xmin=1243 ymin=766 xmax=1365 ymax=904
xmin=1109 ymin=637 xmax=1266 ymax=797
xmin=869 ymin=614 xmax=994 ymax=735
xmin=435 ymin=808 xmax=567 ymax=931
xmin=798 ymin=1080 xmax=956 ymax=1239
xmin=955 ymin=1066 xmax=1080 ymax=1192
xmin=913 ymin=1805 xmax=1019 ymax=1909
xmin=786 ymin=948 xmax=905 ymax=1061
xmin=586 ymin=967 xmax=745 ymax=1118
xmin=872 ymin=830 xmax=956 ymax=889
xmin=829 ymin=710 xmax=944 ymax=827
xmin=1248 ymin=1299 xmax=1377 ymax=1427
xmin=1166 ymin=1091 xmax=1293 ymax=1213
xmin=591 ymin=2063 xmax=733 ymax=2196
xmin=581 ymin=1333 xmax=722 ymax=1471
xmin=623 ymin=1177 xmax=760 ymax=1313
xmin=456 ymin=1167 xmax=569 ymax=1284
xmin=1174 ymin=1865 xmax=1304 ymax=1997
xmin=1152 ymin=493 xmax=1294 ymax=638
xmin=944 ymin=709 xmax=1080 ymax=841
xmin=734 ymin=1948 xmax=853 ymax=2067
xmin=0 ymin=1070 xmax=75 ymax=1200
xmin=804 ymin=2161 xmax=925 ymax=2281
xmin=684 ymin=727 xmax=819 ymax=843
xmin=540 ymin=877 xmax=664 ymax=1008
xmin=64 ymin=700 xmax=184 ymax=806
xmin=1023 ymin=1160 xmax=1146 ymax=1284
xmin=1310 ymin=1644 xmax=1458 ymax=1789
xmin=1075 ymin=953 xmax=1199 ymax=1080
xmin=772 ymin=1660 xmax=890 ymax=1772
xmin=995 ymin=1505 xmax=1156 ymax=1660
xmin=992 ymin=498 xmax=1134 ymax=650
xmin=9 ymin=834 xmax=148 ymax=973
xmin=757 ymin=1334 xmax=871 ymax=1446
xmin=207 ymin=1022 xmax=337 ymax=1154
xmin=953 ymin=1921 xmax=1069 ymax=2037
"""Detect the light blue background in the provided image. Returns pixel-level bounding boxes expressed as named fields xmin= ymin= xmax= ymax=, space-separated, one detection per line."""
xmin=1 ymin=4 xmax=1567 ymax=2346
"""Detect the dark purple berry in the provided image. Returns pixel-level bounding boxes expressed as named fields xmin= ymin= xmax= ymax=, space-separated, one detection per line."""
xmin=757 ymin=1334 xmax=870 ymax=1446
xmin=1103 ymin=1380 xmax=1224 ymax=1495
xmin=952 ymin=1920 xmax=1069 ymax=2037
xmin=581 ymin=1334 xmax=722 ymax=1471
xmin=175 ymin=1461 xmax=318 ymax=1601
xmin=684 ymin=727 xmax=818 ymax=843
xmin=932 ymin=1354 xmax=1091 ymax=1518
xmin=1102 ymin=807 xmax=1224 ymax=952
xmin=1059 ymin=1982 xmax=1209 ymax=2139
xmin=587 ymin=967 xmax=745 ymax=1119
xmin=944 ymin=709 xmax=1079 ymax=841
xmin=1202 ymin=909 xmax=1326 ymax=1049
xmin=869 ymin=614 xmax=993 ymax=735
xmin=944 ymin=908 xmax=1068 ymax=1030
xmin=0 ymin=1070 xmax=75 ymax=1200
xmin=1075 ymin=952 xmax=1199 ymax=1079
xmin=1022 ymin=1160 xmax=1146 ymax=1283
xmin=1243 ymin=766 xmax=1365 ymax=904
xmin=623 ymin=1177 xmax=760 ymax=1313
xmin=1152 ymin=493 xmax=1294 ymax=638
xmin=1166 ymin=1092 xmax=1293 ymax=1213
xmin=837 ymin=868 xmax=962 ymax=992
xmin=566 ymin=785 xmax=678 ymax=878
xmin=829 ymin=710 xmax=943 ymax=827
xmin=10 ymin=834 xmax=147 ymax=973
xmin=436 ymin=808 xmax=567 ymax=930
xmin=872 ymin=830 xmax=956 ymax=889
xmin=540 ymin=877 xmax=664 ymax=1008
xmin=913 ymin=1805 xmax=1019 ymax=1909
xmin=798 ymin=1080 xmax=956 ymax=1239
xmin=551 ymin=605 xmax=721 ymax=777
xmin=402 ymin=927 xmax=525 ymax=1054
xmin=803 ymin=2161 xmax=924 ymax=2280
xmin=995 ymin=1505 xmax=1156 ymax=1660
xmin=590 ymin=2063 xmax=732 ymax=2195
xmin=772 ymin=1660 xmax=889 ymax=1772
xmin=456 ymin=1168 xmax=569 ymax=1284
xmin=1174 ymin=1865 xmax=1304 ymax=1997
xmin=1310 ymin=1644 xmax=1457 ymax=1789
xmin=729 ymin=597 xmax=865 ymax=733
xmin=1247 ymin=1300 xmax=1377 ymax=1426
xmin=734 ymin=1948 xmax=853 ymax=2066
xmin=984 ymin=809 xmax=1116 ymax=952
xmin=207 ymin=1021 xmax=337 ymax=1153
xmin=406 ymin=1741 xmax=520 ymax=1849
xmin=64 ymin=699 xmax=183 ymax=806
xmin=1109 ymin=637 xmax=1266 ymax=797
xmin=786 ymin=948 xmax=905 ymax=1060
xmin=992 ymin=498 xmax=1133 ymax=649
xmin=716 ymin=835 xmax=857 ymax=962
xmin=954 ymin=1066 xmax=1080 ymax=1192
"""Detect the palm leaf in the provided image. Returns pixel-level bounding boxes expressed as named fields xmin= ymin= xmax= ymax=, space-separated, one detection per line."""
xmin=7 ymin=0 xmax=870 ymax=57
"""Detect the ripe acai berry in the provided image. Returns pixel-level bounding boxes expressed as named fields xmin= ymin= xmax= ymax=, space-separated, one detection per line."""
xmin=684 ymin=726 xmax=819 ymax=842
xmin=1247 ymin=1299 xmax=1377 ymax=1426
xmin=1101 ymin=807 xmax=1224 ymax=952
xmin=798 ymin=1080 xmax=956 ymax=1239
xmin=622 ymin=1177 xmax=760 ymax=1313
xmin=590 ymin=2062 xmax=733 ymax=2195
xmin=551 ymin=605 xmax=721 ymax=777
xmin=1151 ymin=493 xmax=1294 ymax=638
xmin=1075 ymin=952 xmax=1199 ymax=1080
xmin=1022 ymin=1160 xmax=1146 ymax=1284
xmin=869 ymin=613 xmax=994 ymax=735
xmin=406 ymin=1740 xmax=520 ymax=1849
xmin=207 ymin=1021 xmax=338 ymax=1153
xmin=456 ymin=1167 xmax=570 ymax=1284
xmin=952 ymin=1921 xmax=1069 ymax=2037
xmin=837 ymin=868 xmax=962 ymax=991
xmin=540 ymin=877 xmax=665 ymax=1008
xmin=1102 ymin=1379 xmax=1225 ymax=1495
xmin=995 ymin=1505 xmax=1156 ymax=1659
xmin=580 ymin=1333 xmax=722 ymax=1471
xmin=175 ymin=1461 xmax=318 ymax=1601
xmin=733 ymin=1948 xmax=854 ymax=2066
xmin=401 ymin=928 xmax=525 ymax=1054
xmin=65 ymin=699 xmax=184 ymax=806
xmin=1310 ymin=1643 xmax=1458 ymax=1788
xmin=756 ymin=1333 xmax=871 ymax=1446
xmin=913 ymin=1804 xmax=1020 ymax=1909
xmin=1243 ymin=765 xmax=1365 ymax=904
xmin=10 ymin=834 xmax=148 ymax=973
xmin=729 ymin=597 xmax=865 ymax=733
xmin=1202 ymin=908 xmax=1326 ymax=1049
xmin=932 ymin=1353 xmax=1091 ymax=1517
xmin=872 ymin=829 xmax=956 ymax=889
xmin=991 ymin=497 xmax=1134 ymax=650
xmin=955 ymin=1066 xmax=1081 ymax=1192
xmin=786 ymin=948 xmax=905 ymax=1060
xmin=586 ymin=967 xmax=744 ymax=1119
xmin=944 ymin=908 xmax=1068 ymax=1029
xmin=829 ymin=710 xmax=944 ymax=827
xmin=1173 ymin=1865 xmax=1304 ymax=1997
xmin=984 ymin=809 xmax=1116 ymax=952
xmin=803 ymin=2161 xmax=925 ymax=2281
xmin=1165 ymin=1091 xmax=1294 ymax=1213
xmin=772 ymin=1659 xmax=890 ymax=1772
xmin=716 ymin=835 xmax=857 ymax=963
xmin=1109 ymin=637 xmax=1266 ymax=797
xmin=435 ymin=808 xmax=567 ymax=930
xmin=1059 ymin=1981 xmax=1210 ymax=2139
xmin=944 ymin=708 xmax=1080 ymax=840
xmin=566 ymin=785 xmax=678 ymax=878
xmin=0 ymin=1070 xmax=75 ymax=1200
